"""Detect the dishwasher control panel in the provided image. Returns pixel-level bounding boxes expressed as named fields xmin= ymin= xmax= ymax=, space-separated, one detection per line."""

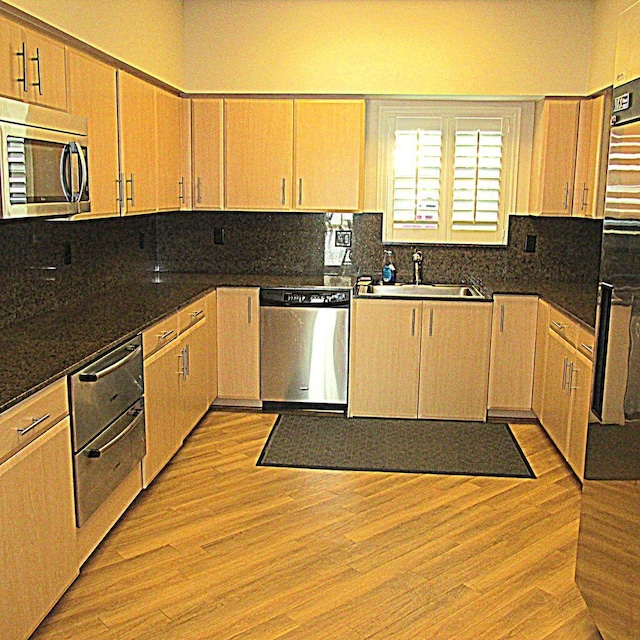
xmin=260 ymin=288 xmax=351 ymax=307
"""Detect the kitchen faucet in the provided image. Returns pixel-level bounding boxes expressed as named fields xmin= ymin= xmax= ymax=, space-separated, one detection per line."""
xmin=412 ymin=249 xmax=423 ymax=285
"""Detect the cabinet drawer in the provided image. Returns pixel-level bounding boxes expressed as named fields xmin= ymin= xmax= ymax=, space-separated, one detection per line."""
xmin=0 ymin=378 xmax=68 ymax=464
xmin=178 ymin=297 xmax=207 ymax=334
xmin=549 ymin=307 xmax=578 ymax=346
xmin=142 ymin=314 xmax=178 ymax=358
xmin=577 ymin=326 xmax=595 ymax=361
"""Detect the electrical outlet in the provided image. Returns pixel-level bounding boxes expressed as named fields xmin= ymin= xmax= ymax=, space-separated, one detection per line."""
xmin=335 ymin=230 xmax=352 ymax=248
xmin=525 ymin=234 xmax=537 ymax=253
xmin=62 ymin=243 xmax=72 ymax=265
xmin=214 ymin=228 xmax=225 ymax=245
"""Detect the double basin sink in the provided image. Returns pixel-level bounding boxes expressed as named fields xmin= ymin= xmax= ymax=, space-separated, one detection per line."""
xmin=362 ymin=283 xmax=484 ymax=299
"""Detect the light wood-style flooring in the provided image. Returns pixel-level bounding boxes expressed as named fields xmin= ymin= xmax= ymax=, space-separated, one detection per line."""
xmin=33 ymin=412 xmax=603 ymax=640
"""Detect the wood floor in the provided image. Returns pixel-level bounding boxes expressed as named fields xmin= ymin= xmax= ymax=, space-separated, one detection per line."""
xmin=32 ymin=412 xmax=603 ymax=640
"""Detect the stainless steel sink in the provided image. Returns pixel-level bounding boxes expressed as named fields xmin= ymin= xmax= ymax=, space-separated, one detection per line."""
xmin=367 ymin=283 xmax=484 ymax=298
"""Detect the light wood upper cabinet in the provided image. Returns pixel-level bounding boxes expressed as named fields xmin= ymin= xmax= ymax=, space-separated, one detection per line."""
xmin=118 ymin=71 xmax=157 ymax=215
xmin=66 ymin=50 xmax=120 ymax=218
xmin=572 ymin=93 xmax=608 ymax=219
xmin=293 ymin=99 xmax=364 ymax=212
xmin=0 ymin=17 xmax=67 ymax=110
xmin=348 ymin=298 xmax=422 ymax=418
xmin=225 ymin=99 xmax=294 ymax=210
xmin=614 ymin=0 xmax=640 ymax=87
xmin=155 ymin=88 xmax=183 ymax=211
xmin=216 ymin=287 xmax=261 ymax=401
xmin=192 ymin=98 xmax=224 ymax=210
xmin=419 ymin=301 xmax=492 ymax=421
xmin=487 ymin=295 xmax=538 ymax=413
xmin=529 ymin=98 xmax=580 ymax=215
xmin=0 ymin=418 xmax=77 ymax=640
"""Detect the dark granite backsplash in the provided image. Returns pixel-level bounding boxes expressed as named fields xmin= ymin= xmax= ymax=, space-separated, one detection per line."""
xmin=0 ymin=210 xmax=602 ymax=328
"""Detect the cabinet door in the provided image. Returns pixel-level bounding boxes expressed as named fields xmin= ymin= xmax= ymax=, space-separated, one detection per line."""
xmin=487 ymin=295 xmax=538 ymax=412
xmin=532 ymin=299 xmax=550 ymax=417
xmin=294 ymin=99 xmax=364 ymax=212
xmin=529 ymin=99 xmax=580 ymax=215
xmin=142 ymin=340 xmax=180 ymax=487
xmin=348 ymin=299 xmax=421 ymax=418
xmin=540 ymin=329 xmax=572 ymax=456
xmin=192 ymin=98 xmax=223 ymax=209
xmin=216 ymin=288 xmax=260 ymax=400
xmin=0 ymin=419 xmax=77 ymax=640
xmin=419 ymin=301 xmax=492 ymax=421
xmin=67 ymin=50 xmax=120 ymax=218
xmin=0 ymin=16 xmax=24 ymax=101
xmin=24 ymin=28 xmax=67 ymax=110
xmin=206 ymin=291 xmax=218 ymax=405
xmin=155 ymin=88 xmax=183 ymax=211
xmin=567 ymin=349 xmax=592 ymax=481
xmin=225 ymin=99 xmax=293 ymax=210
xmin=178 ymin=318 xmax=210 ymax=440
xmin=572 ymin=95 xmax=606 ymax=219
xmin=118 ymin=71 xmax=157 ymax=214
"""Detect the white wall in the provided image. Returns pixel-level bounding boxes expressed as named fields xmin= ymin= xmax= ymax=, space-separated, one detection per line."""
xmin=4 ymin=0 xmax=185 ymax=88
xmin=184 ymin=0 xmax=594 ymax=96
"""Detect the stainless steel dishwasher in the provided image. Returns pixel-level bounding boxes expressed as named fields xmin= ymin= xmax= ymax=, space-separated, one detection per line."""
xmin=260 ymin=288 xmax=350 ymax=409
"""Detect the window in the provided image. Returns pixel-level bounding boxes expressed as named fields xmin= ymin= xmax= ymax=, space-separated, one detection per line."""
xmin=375 ymin=101 xmax=525 ymax=245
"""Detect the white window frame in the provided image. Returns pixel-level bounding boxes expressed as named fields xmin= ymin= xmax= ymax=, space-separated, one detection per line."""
xmin=374 ymin=100 xmax=526 ymax=246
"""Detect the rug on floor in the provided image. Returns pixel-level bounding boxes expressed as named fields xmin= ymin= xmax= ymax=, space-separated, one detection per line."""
xmin=257 ymin=414 xmax=535 ymax=479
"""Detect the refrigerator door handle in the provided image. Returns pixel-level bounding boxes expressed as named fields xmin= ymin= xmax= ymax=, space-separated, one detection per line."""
xmin=591 ymin=282 xmax=614 ymax=420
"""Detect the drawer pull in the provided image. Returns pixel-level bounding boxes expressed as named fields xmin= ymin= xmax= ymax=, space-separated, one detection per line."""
xmin=551 ymin=320 xmax=564 ymax=331
xmin=17 ymin=413 xmax=50 ymax=436
xmin=158 ymin=329 xmax=174 ymax=340
xmin=580 ymin=343 xmax=594 ymax=354
xmin=190 ymin=309 xmax=204 ymax=320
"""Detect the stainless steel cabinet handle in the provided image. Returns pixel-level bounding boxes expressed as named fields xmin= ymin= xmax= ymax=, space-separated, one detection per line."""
xmin=196 ymin=177 xmax=202 ymax=204
xmin=178 ymin=350 xmax=186 ymax=380
xmin=568 ymin=362 xmax=578 ymax=396
xmin=17 ymin=413 xmax=50 ymax=436
xmin=31 ymin=47 xmax=42 ymax=95
xmin=581 ymin=183 xmax=588 ymax=210
xmin=78 ymin=345 xmax=141 ymax=382
xmin=561 ymin=356 xmax=568 ymax=391
xmin=185 ymin=343 xmax=190 ymax=377
xmin=116 ymin=173 xmax=124 ymax=210
xmin=500 ymin=303 xmax=505 ymax=332
xmin=580 ymin=342 xmax=594 ymax=355
xmin=551 ymin=320 xmax=564 ymax=332
xmin=247 ymin=296 xmax=252 ymax=324
xmin=126 ymin=173 xmax=135 ymax=207
xmin=179 ymin=177 xmax=186 ymax=203
xmin=281 ymin=178 xmax=286 ymax=206
xmin=298 ymin=178 xmax=303 ymax=206
xmin=86 ymin=410 xmax=144 ymax=458
xmin=563 ymin=182 xmax=569 ymax=210
xmin=429 ymin=308 xmax=434 ymax=337
xmin=190 ymin=309 xmax=204 ymax=320
xmin=411 ymin=309 xmax=416 ymax=336
xmin=16 ymin=42 xmax=27 ymax=93
xmin=157 ymin=329 xmax=174 ymax=341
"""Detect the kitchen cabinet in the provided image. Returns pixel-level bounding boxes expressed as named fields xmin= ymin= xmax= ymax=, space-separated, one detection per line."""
xmin=614 ymin=0 xmax=640 ymax=86
xmin=348 ymin=299 xmax=422 ymax=418
xmin=225 ymin=99 xmax=294 ymax=210
xmin=293 ymin=99 xmax=364 ymax=212
xmin=66 ymin=50 xmax=120 ymax=218
xmin=192 ymin=98 xmax=224 ymax=210
xmin=224 ymin=98 xmax=364 ymax=212
xmin=0 ymin=16 xmax=66 ymax=110
xmin=532 ymin=298 xmax=550 ymax=417
xmin=216 ymin=287 xmax=260 ymax=402
xmin=419 ymin=301 xmax=492 ymax=421
xmin=529 ymin=98 xmax=581 ymax=215
xmin=538 ymin=307 xmax=594 ymax=480
xmin=487 ymin=295 xmax=538 ymax=414
xmin=118 ymin=71 xmax=157 ymax=215
xmin=206 ymin=290 xmax=218 ymax=405
xmin=349 ymin=298 xmax=491 ymax=420
xmin=0 ymin=417 xmax=77 ymax=640
xmin=572 ymin=93 xmax=609 ymax=219
xmin=155 ymin=87 xmax=184 ymax=211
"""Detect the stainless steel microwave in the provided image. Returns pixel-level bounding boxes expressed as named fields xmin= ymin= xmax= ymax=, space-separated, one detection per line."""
xmin=0 ymin=97 xmax=90 ymax=218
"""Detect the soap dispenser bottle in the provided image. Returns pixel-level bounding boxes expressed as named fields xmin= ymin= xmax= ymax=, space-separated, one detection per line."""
xmin=381 ymin=249 xmax=396 ymax=285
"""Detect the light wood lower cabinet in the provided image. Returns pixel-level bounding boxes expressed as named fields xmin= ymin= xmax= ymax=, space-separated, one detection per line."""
xmin=532 ymin=299 xmax=550 ymax=417
xmin=349 ymin=299 xmax=492 ymax=420
xmin=216 ymin=287 xmax=260 ymax=401
xmin=348 ymin=299 xmax=421 ymax=418
xmin=0 ymin=418 xmax=77 ymax=640
xmin=487 ymin=295 xmax=539 ymax=413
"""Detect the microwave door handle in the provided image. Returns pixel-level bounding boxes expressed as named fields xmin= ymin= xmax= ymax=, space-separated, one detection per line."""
xmin=59 ymin=142 xmax=73 ymax=202
xmin=76 ymin=142 xmax=88 ymax=203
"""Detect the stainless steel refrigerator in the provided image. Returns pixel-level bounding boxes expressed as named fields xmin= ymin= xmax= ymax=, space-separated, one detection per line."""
xmin=576 ymin=77 xmax=640 ymax=640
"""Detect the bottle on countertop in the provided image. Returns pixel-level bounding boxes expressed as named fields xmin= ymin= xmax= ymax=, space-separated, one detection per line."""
xmin=381 ymin=249 xmax=396 ymax=285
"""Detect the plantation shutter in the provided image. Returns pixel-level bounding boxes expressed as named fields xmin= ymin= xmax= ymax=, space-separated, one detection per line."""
xmin=452 ymin=117 xmax=505 ymax=232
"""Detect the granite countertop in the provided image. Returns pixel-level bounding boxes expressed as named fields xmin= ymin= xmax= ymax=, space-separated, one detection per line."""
xmin=0 ymin=273 xmax=326 ymax=414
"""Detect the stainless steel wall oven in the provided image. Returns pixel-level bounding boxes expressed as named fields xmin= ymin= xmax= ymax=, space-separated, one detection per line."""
xmin=69 ymin=334 xmax=145 ymax=527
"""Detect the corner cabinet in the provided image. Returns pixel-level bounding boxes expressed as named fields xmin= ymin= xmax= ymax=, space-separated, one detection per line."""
xmin=224 ymin=98 xmax=364 ymax=212
xmin=348 ymin=298 xmax=492 ymax=420
xmin=192 ymin=98 xmax=224 ymax=210
xmin=155 ymin=88 xmax=184 ymax=212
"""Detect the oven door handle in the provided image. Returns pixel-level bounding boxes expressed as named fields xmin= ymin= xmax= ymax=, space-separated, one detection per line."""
xmin=86 ymin=409 xmax=144 ymax=458
xmin=78 ymin=345 xmax=142 ymax=382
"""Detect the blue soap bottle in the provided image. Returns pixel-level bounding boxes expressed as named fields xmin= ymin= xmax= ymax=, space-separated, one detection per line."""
xmin=381 ymin=249 xmax=396 ymax=285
